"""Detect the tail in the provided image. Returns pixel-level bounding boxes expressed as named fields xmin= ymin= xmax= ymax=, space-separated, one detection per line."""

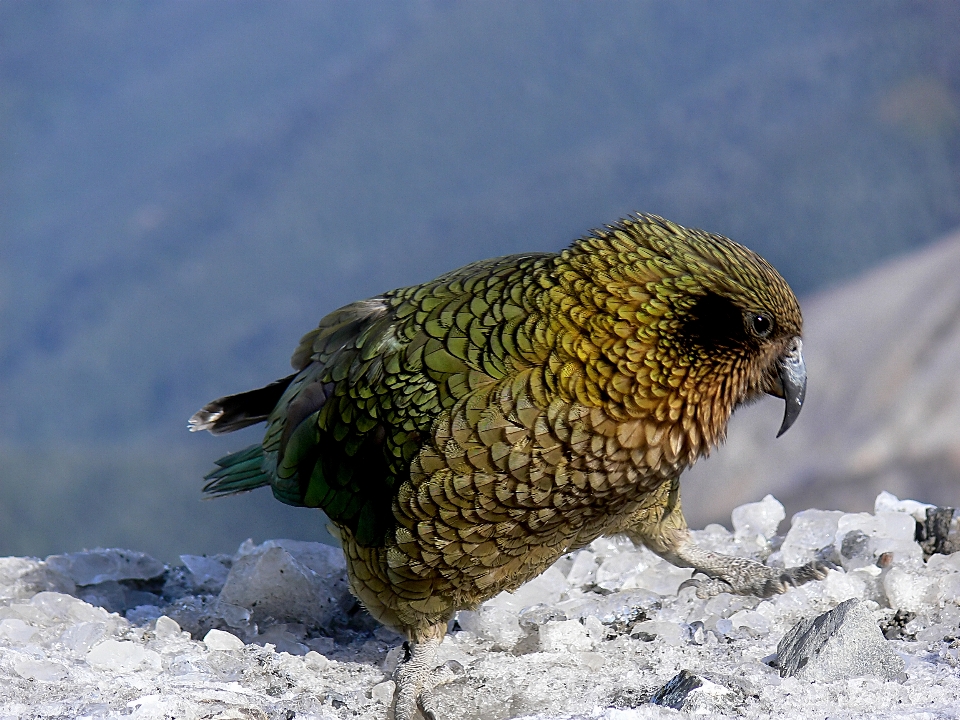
xmin=202 ymin=444 xmax=271 ymax=497
xmin=188 ymin=374 xmax=297 ymax=435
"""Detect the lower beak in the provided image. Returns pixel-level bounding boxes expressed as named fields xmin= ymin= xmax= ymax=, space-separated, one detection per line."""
xmin=776 ymin=338 xmax=806 ymax=437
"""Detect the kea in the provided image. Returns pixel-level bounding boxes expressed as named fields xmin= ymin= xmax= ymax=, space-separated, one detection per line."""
xmin=190 ymin=213 xmax=825 ymax=719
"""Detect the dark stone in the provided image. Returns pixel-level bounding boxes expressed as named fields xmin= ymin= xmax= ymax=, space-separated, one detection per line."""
xmin=650 ymin=670 xmax=703 ymax=709
xmin=916 ymin=506 xmax=956 ymax=557
xmin=778 ymin=598 xmax=905 ymax=681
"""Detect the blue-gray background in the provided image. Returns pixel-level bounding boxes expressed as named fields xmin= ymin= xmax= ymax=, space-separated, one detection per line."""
xmin=2 ymin=1 xmax=959 ymax=560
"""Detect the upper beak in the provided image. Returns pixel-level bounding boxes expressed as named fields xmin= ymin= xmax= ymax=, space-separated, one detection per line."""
xmin=775 ymin=337 xmax=806 ymax=437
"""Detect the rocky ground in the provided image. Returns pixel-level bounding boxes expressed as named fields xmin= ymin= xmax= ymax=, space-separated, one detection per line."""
xmin=1 ymin=492 xmax=959 ymax=719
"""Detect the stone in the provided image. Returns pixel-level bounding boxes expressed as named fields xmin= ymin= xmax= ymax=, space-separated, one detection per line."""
xmin=649 ymin=670 xmax=736 ymax=712
xmin=917 ymin=507 xmax=957 ymax=557
xmin=777 ymin=598 xmax=905 ymax=682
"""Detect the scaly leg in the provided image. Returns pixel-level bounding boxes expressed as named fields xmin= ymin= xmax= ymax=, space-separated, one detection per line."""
xmin=622 ymin=478 xmax=830 ymax=598
xmin=393 ymin=623 xmax=459 ymax=720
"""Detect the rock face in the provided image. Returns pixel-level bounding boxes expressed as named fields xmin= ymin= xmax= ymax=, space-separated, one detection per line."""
xmin=684 ymin=228 xmax=960 ymax=526
xmin=777 ymin=598 xmax=905 ymax=682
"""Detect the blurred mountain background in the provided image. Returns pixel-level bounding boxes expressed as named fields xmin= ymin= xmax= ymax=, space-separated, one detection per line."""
xmin=1 ymin=1 xmax=959 ymax=561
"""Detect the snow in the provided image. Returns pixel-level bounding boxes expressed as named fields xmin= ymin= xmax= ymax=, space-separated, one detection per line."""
xmin=0 ymin=492 xmax=958 ymax=719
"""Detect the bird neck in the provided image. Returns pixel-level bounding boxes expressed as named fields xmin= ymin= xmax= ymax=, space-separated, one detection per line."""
xmin=542 ymin=250 xmax=749 ymax=468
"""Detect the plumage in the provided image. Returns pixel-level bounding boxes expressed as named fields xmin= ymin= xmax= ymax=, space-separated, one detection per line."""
xmin=190 ymin=213 xmax=826 ymax=719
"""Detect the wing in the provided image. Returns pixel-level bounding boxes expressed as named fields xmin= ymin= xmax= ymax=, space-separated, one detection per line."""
xmin=260 ymin=253 xmax=553 ymax=547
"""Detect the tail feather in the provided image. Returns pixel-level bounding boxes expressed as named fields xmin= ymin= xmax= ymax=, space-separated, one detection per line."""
xmin=189 ymin=374 xmax=297 ymax=435
xmin=203 ymin=444 xmax=271 ymax=496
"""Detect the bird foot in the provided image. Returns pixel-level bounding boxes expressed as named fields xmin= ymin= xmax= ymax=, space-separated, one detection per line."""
xmin=680 ymin=559 xmax=834 ymax=599
xmin=393 ymin=639 xmax=463 ymax=720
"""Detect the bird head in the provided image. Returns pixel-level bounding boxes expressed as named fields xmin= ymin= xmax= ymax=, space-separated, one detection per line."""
xmin=556 ymin=213 xmax=805 ymax=457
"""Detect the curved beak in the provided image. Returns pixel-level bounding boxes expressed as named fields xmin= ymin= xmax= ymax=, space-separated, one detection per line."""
xmin=775 ymin=338 xmax=806 ymax=437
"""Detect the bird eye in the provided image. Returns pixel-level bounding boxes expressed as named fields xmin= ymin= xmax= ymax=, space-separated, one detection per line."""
xmin=750 ymin=313 xmax=773 ymax=338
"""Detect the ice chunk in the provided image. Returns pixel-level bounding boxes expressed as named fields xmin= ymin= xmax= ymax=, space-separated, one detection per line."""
xmin=217 ymin=543 xmax=351 ymax=628
xmin=780 ymin=510 xmax=844 ymax=567
xmin=154 ymin=615 xmax=182 ymax=640
xmin=180 ymin=554 xmax=231 ymax=593
xmin=14 ymin=658 xmax=68 ymax=682
xmin=777 ymin=598 xmax=904 ymax=682
xmin=874 ymin=491 xmax=935 ymax=522
xmin=371 ymin=680 xmax=396 ymax=703
xmin=732 ymin=494 xmax=785 ymax=541
xmin=254 ymin=623 xmax=310 ymax=655
xmin=835 ymin=512 xmax=920 ymax=570
xmin=0 ymin=617 xmax=36 ymax=643
xmin=31 ymin=591 xmax=113 ymax=625
xmin=87 ymin=639 xmax=162 ymax=671
xmin=630 ymin=620 xmax=684 ymax=646
xmin=457 ymin=606 xmax=523 ymax=648
xmin=203 ymin=628 xmax=245 ymax=651
xmin=501 ymin=566 xmax=570 ymax=610
xmin=255 ymin=539 xmax=347 ymax=574
xmin=938 ymin=572 xmax=960 ymax=603
xmin=126 ymin=604 xmax=163 ymax=626
xmin=77 ymin=580 xmax=127 ymax=614
xmin=628 ymin=553 xmax=693 ymax=596
xmin=566 ymin=550 xmax=598 ymax=587
xmin=728 ymin=609 xmax=771 ymax=634
xmin=0 ymin=557 xmax=75 ymax=601
xmin=884 ymin=567 xmax=938 ymax=612
xmin=45 ymin=549 xmax=165 ymax=586
xmin=539 ymin=619 xmax=595 ymax=652
xmin=58 ymin=621 xmax=110 ymax=654
xmin=596 ymin=551 xmax=646 ymax=592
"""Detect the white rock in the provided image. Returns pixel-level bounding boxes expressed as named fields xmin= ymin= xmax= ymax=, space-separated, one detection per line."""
xmin=203 ymin=628 xmax=245 ymax=651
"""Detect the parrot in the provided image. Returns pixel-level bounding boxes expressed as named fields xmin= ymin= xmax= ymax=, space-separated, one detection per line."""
xmin=190 ymin=213 xmax=826 ymax=719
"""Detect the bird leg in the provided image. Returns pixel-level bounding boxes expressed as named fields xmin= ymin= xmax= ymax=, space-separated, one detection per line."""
xmin=623 ymin=478 xmax=830 ymax=598
xmin=393 ymin=623 xmax=459 ymax=720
